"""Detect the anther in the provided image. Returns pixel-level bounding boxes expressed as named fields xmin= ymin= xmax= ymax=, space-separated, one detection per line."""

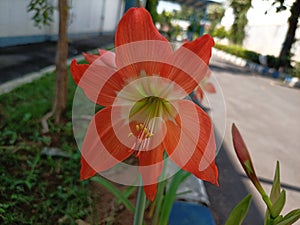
xmin=135 ymin=124 xmax=140 ymax=131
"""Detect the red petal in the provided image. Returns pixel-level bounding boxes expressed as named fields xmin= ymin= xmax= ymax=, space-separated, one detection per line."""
xmin=98 ymin=49 xmax=116 ymax=68
xmin=80 ymin=107 xmax=133 ymax=178
xmin=98 ymin=49 xmax=108 ymax=55
xmin=115 ymin=8 xmax=172 ymax=78
xmin=77 ymin=58 xmax=122 ymax=106
xmin=83 ymin=52 xmax=100 ymax=64
xmin=194 ymin=86 xmax=205 ymax=102
xmin=232 ymin=124 xmax=263 ymax=191
xmin=203 ymin=82 xmax=216 ymax=93
xmin=115 ymin=8 xmax=167 ymax=47
xmin=160 ymin=36 xmax=213 ymax=94
xmin=181 ymin=34 xmax=214 ymax=66
xmin=70 ymin=60 xmax=89 ymax=85
xmin=232 ymin=124 xmax=252 ymax=164
xmin=164 ymin=100 xmax=218 ymax=185
xmin=80 ymin=156 xmax=96 ymax=180
xmin=96 ymin=69 xmax=127 ymax=106
xmin=144 ymin=184 xmax=158 ymax=202
xmin=138 ymin=145 xmax=165 ymax=201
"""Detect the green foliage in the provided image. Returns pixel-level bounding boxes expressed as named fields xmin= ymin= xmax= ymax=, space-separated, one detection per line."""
xmin=225 ymin=194 xmax=252 ymax=225
xmin=0 ymin=147 xmax=91 ymax=224
xmin=0 ymin=73 xmax=54 ymax=145
xmin=27 ymin=0 xmax=54 ymax=27
xmin=267 ymin=0 xmax=288 ymax=13
xmin=90 ymin=165 xmax=191 ymax=225
xmin=159 ymin=170 xmax=190 ymax=225
xmin=172 ymin=5 xmax=195 ymax=21
xmin=0 ymin=69 xmax=92 ymax=224
xmin=229 ymin=0 xmax=252 ymax=45
xmin=145 ymin=0 xmax=159 ymax=24
xmin=232 ymin=125 xmax=300 ymax=225
xmin=215 ymin=43 xmax=260 ymax=63
xmin=264 ymin=162 xmax=300 ymax=225
xmin=270 ymin=162 xmax=281 ymax=204
xmin=207 ymin=4 xmax=225 ymax=22
xmin=212 ymin=26 xmax=229 ymax=39
xmin=215 ymin=43 xmax=300 ymax=76
xmin=0 ymin=72 xmax=76 ymax=146
xmin=157 ymin=10 xmax=183 ymax=40
xmin=290 ymin=62 xmax=300 ymax=78
xmin=207 ymin=4 xmax=226 ymax=35
xmin=91 ymin=176 xmax=136 ymax=213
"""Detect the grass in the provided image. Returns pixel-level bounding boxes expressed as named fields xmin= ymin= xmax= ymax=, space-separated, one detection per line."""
xmin=0 ymin=69 xmax=93 ymax=224
xmin=214 ymin=43 xmax=260 ymax=64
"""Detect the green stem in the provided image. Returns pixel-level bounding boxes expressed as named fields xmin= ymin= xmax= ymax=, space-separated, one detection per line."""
xmin=262 ymin=194 xmax=275 ymax=216
xmin=260 ymin=189 xmax=276 ymax=218
xmin=133 ymin=184 xmax=146 ymax=225
xmin=152 ymin=180 xmax=167 ymax=225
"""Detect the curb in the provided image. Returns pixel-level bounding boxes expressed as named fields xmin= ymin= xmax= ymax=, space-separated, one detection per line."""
xmin=212 ymin=48 xmax=299 ymax=88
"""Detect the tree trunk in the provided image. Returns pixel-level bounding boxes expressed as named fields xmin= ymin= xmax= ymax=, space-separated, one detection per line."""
xmin=276 ymin=0 xmax=300 ymax=70
xmin=53 ymin=0 xmax=68 ymax=123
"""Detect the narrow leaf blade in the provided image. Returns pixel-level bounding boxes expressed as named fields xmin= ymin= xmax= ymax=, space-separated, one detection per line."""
xmin=276 ymin=209 xmax=300 ymax=225
xmin=272 ymin=190 xmax=286 ymax=218
xmin=91 ymin=176 xmax=135 ymax=212
xmin=270 ymin=161 xmax=281 ymax=204
xmin=225 ymin=194 xmax=252 ymax=225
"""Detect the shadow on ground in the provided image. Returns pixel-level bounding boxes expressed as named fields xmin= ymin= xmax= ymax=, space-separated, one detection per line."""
xmin=205 ymin=132 xmax=264 ymax=225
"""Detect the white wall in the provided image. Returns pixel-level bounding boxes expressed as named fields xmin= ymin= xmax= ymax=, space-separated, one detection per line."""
xmin=0 ymin=0 xmax=124 ymax=47
xmin=0 ymin=0 xmax=49 ymax=38
xmin=243 ymin=0 xmax=300 ymax=62
xmin=244 ymin=24 xmax=300 ymax=62
xmin=221 ymin=0 xmax=300 ymax=62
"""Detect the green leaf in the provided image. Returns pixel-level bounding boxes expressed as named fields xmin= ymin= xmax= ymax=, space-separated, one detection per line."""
xmin=116 ymin=185 xmax=137 ymax=205
xmin=152 ymin=179 xmax=167 ymax=225
xmin=264 ymin=209 xmax=271 ymax=225
xmin=270 ymin=161 xmax=281 ymax=204
xmin=91 ymin=176 xmax=135 ymax=213
xmin=271 ymin=190 xmax=286 ymax=218
xmin=159 ymin=170 xmax=191 ymax=225
xmin=273 ymin=215 xmax=284 ymax=224
xmin=276 ymin=209 xmax=300 ymax=225
xmin=225 ymin=194 xmax=252 ymax=225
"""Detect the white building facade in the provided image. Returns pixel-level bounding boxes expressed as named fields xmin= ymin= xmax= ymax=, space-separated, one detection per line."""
xmin=0 ymin=0 xmax=124 ymax=47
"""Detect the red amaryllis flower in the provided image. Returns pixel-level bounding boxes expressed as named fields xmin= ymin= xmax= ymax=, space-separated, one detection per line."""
xmin=71 ymin=7 xmax=218 ymax=201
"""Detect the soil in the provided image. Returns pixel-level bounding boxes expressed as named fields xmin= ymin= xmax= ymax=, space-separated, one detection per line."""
xmin=86 ymin=156 xmax=153 ymax=225
xmin=88 ymin=181 xmax=137 ymax=225
xmin=87 ymin=180 xmax=154 ymax=225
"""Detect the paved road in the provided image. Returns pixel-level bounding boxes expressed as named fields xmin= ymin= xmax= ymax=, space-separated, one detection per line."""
xmin=0 ymin=34 xmax=114 ymax=84
xmin=206 ymin=54 xmax=300 ymax=224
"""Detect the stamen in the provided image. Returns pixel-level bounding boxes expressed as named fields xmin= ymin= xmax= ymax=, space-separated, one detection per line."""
xmin=135 ymin=124 xmax=140 ymax=131
xmin=128 ymin=95 xmax=175 ymax=153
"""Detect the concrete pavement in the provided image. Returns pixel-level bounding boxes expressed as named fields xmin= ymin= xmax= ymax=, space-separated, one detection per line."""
xmin=206 ymin=54 xmax=300 ymax=224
